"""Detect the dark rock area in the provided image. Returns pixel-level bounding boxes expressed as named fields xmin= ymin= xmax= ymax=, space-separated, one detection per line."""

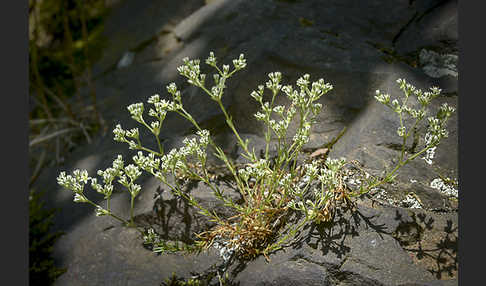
xmin=32 ymin=0 xmax=458 ymax=285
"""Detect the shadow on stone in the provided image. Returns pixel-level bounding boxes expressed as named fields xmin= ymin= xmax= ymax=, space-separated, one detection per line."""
xmin=392 ymin=210 xmax=457 ymax=280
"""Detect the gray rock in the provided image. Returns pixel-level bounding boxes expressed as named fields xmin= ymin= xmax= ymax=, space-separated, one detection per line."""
xmin=419 ymin=49 xmax=458 ymax=78
xmin=52 ymin=226 xmax=221 ymax=286
xmin=329 ymin=63 xmax=458 ymax=210
xmin=338 ymin=230 xmax=433 ymax=285
xmin=116 ymin=51 xmax=135 ymax=69
xmin=398 ymin=280 xmax=458 ymax=286
xmin=394 ymin=0 xmax=458 ymax=55
xmin=233 ymin=203 xmax=456 ymax=286
xmin=30 ymin=0 xmax=458 ymax=285
xmin=91 ymin=0 xmax=206 ymax=78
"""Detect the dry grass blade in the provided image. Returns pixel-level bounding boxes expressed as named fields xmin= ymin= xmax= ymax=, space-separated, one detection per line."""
xmin=30 ymin=114 xmax=93 ymax=143
xmin=41 ymin=85 xmax=72 ymax=116
xmin=79 ymin=122 xmax=92 ymax=144
xmin=30 ymin=148 xmax=46 ymax=187
xmin=29 ymin=128 xmax=77 ymax=147
xmin=56 ymin=136 xmax=61 ymax=163
xmin=29 ymin=117 xmax=76 ymax=126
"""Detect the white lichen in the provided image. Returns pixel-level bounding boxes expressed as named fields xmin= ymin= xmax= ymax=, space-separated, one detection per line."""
xmin=430 ymin=177 xmax=458 ymax=198
xmin=401 ymin=194 xmax=422 ymax=209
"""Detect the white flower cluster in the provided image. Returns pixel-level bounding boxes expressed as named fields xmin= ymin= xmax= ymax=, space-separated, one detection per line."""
xmin=304 ymin=160 xmax=320 ymax=178
xmin=205 ymin=51 xmax=217 ymax=66
xmin=177 ymin=57 xmax=202 ymax=85
xmin=58 ymin=154 xmax=144 ymax=206
xmin=114 ymin=93 xmax=182 ymax=150
xmin=57 ymin=169 xmax=89 ymax=194
xmin=113 ymin=124 xmax=137 ymax=149
xmin=278 ymin=173 xmax=293 ymax=188
xmin=430 ymin=177 xmax=458 ymax=198
xmin=288 ymin=161 xmax=319 ymax=200
xmin=292 ymin=122 xmax=311 ymax=147
xmin=177 ymin=52 xmax=247 ymax=102
xmin=91 ymin=155 xmax=125 ymax=198
xmin=426 ymin=117 xmax=448 ymax=142
xmin=286 ymin=157 xmax=347 ymax=220
xmin=132 ymin=130 xmax=209 ymax=179
xmin=266 ymin=72 xmax=283 ymax=93
xmin=282 ymin=74 xmax=332 ymax=114
xmin=133 ymin=151 xmax=160 ymax=173
xmin=57 ymin=51 xmax=458 ymax=258
xmin=318 ymin=158 xmax=347 ymax=190
xmin=143 ymin=228 xmax=161 ymax=245
xmin=252 ymin=73 xmax=332 ymax=154
xmin=95 ymin=206 xmax=110 ymax=217
xmin=127 ymin=102 xmax=144 ymax=122
xmin=250 ymin=85 xmax=265 ymax=102
xmin=395 ymin=78 xmax=441 ymax=105
xmin=250 ymin=72 xmax=332 ymax=156
xmin=437 ymin=102 xmax=455 ymax=119
xmin=375 ymin=79 xmax=454 ymax=168
xmin=397 ymin=126 xmax=406 ymax=137
xmin=422 ymin=146 xmax=437 ymax=165
xmin=164 ymin=83 xmax=182 ymax=106
xmin=253 ymin=79 xmax=299 ymax=143
xmin=238 ymin=159 xmax=271 ymax=182
xmin=376 ymin=87 xmax=428 ymax=120
xmin=375 ymin=78 xmax=440 ymax=115
xmin=374 ymin=90 xmax=390 ymax=104
xmin=232 ymin=53 xmax=247 ymax=70
xmin=420 ymin=103 xmax=454 ymax=165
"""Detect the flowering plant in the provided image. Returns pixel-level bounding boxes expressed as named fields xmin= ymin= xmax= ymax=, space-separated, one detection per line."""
xmin=57 ymin=52 xmax=454 ymax=261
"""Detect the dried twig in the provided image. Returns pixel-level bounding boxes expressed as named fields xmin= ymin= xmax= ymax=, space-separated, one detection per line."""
xmin=29 ymin=128 xmax=77 ymax=147
xmin=29 ymin=148 xmax=46 ymax=187
xmin=29 ymin=117 xmax=76 ymax=126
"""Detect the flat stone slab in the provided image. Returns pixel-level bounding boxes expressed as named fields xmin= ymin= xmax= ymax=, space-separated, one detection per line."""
xmin=30 ymin=0 xmax=458 ymax=285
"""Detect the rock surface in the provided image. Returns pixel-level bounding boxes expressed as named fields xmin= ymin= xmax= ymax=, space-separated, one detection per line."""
xmin=32 ymin=0 xmax=458 ymax=285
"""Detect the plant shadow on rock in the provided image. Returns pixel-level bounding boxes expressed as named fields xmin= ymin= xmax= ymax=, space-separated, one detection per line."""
xmin=224 ymin=200 xmax=456 ymax=283
xmin=134 ymin=180 xmax=244 ymax=286
xmin=392 ymin=209 xmax=457 ymax=280
xmin=197 ymin=204 xmax=383 ymax=286
xmin=134 ymin=180 xmax=242 ymax=247
xmin=123 ymin=175 xmax=456 ymax=284
xmin=161 ymin=271 xmax=241 ymax=286
xmin=292 ymin=203 xmax=390 ymax=257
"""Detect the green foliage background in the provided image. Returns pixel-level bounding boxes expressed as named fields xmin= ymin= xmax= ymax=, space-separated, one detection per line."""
xmin=29 ymin=190 xmax=66 ymax=285
xmin=29 ymin=0 xmax=109 ymax=284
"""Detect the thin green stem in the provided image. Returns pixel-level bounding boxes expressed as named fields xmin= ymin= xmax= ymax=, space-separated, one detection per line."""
xmin=135 ymin=138 xmax=163 ymax=156
xmin=84 ymin=199 xmax=144 ymax=234
xmin=264 ymin=89 xmax=279 ymax=160
xmin=130 ymin=195 xmax=135 ymax=226
xmin=365 ymin=144 xmax=436 ymax=192
xmin=195 ymin=78 xmax=255 ymax=161
xmin=397 ymin=108 xmax=408 ymax=163
xmin=176 ymin=107 xmax=247 ymax=193
xmin=186 ymin=165 xmax=244 ymax=212
xmin=137 ymin=117 xmax=164 ymax=154
xmin=155 ymin=134 xmax=164 ymax=154
xmin=216 ymin=99 xmax=253 ymax=158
